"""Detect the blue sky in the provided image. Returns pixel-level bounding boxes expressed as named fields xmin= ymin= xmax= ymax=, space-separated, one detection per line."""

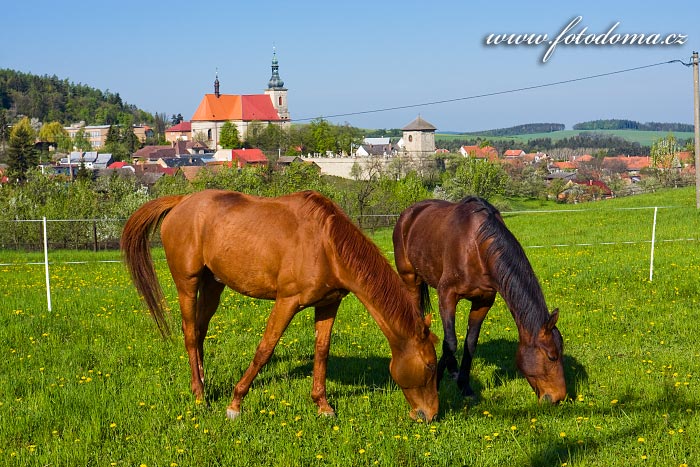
xmin=2 ymin=0 xmax=698 ymax=132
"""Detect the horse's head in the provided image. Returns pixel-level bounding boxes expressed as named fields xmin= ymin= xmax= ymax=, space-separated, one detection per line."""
xmin=389 ymin=316 xmax=439 ymax=422
xmin=516 ymin=308 xmax=566 ymax=403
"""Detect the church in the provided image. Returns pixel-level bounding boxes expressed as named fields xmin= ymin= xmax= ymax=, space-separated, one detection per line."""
xmin=191 ymin=51 xmax=289 ymax=149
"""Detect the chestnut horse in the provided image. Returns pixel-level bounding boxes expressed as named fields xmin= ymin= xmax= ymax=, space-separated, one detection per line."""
xmin=393 ymin=197 xmax=566 ymax=403
xmin=121 ymin=189 xmax=438 ymax=421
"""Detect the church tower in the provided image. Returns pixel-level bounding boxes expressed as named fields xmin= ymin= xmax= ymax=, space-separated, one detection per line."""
xmin=264 ymin=49 xmax=289 ymax=121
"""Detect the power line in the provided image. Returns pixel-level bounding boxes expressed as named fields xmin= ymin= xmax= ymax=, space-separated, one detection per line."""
xmin=293 ymin=59 xmax=690 ymax=123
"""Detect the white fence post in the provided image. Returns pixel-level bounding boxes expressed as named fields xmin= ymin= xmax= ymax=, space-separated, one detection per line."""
xmin=649 ymin=207 xmax=658 ymax=282
xmin=43 ymin=217 xmax=52 ymax=311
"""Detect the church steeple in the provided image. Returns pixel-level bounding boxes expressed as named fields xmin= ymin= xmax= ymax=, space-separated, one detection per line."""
xmin=214 ymin=69 xmax=220 ymax=98
xmin=267 ymin=49 xmax=285 ymax=90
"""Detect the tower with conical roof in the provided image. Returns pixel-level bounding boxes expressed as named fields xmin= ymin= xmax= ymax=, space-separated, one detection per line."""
xmin=264 ymin=49 xmax=289 ymax=121
xmin=401 ymin=115 xmax=436 ymax=158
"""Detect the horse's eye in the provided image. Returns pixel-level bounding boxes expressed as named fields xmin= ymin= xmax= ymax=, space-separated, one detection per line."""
xmin=547 ymin=354 xmax=559 ymax=362
xmin=427 ymin=363 xmax=436 ymax=372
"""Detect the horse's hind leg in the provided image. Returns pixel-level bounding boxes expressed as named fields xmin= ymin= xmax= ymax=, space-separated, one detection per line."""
xmin=172 ymin=275 xmax=206 ymax=399
xmin=436 ymin=289 xmax=460 ymax=386
xmin=457 ymin=298 xmax=494 ymax=397
xmin=175 ymin=270 xmax=225 ymax=401
xmin=195 ymin=269 xmax=226 ymax=386
xmin=227 ymin=296 xmax=298 ymax=420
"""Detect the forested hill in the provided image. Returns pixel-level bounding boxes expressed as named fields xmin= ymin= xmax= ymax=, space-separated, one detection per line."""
xmin=462 ymin=123 xmax=565 ymax=136
xmin=573 ymin=119 xmax=694 ymax=132
xmin=0 ymin=69 xmax=155 ymax=126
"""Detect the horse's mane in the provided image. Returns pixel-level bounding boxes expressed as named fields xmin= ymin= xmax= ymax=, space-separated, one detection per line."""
xmin=462 ymin=197 xmax=550 ymax=334
xmin=301 ymin=191 xmax=425 ymax=337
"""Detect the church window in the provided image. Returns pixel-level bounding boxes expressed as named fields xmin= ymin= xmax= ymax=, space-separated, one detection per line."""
xmin=408 ymin=135 xmax=413 ymax=142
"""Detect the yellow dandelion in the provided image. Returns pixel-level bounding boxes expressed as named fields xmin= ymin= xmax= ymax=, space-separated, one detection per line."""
xmin=638 ymin=437 xmax=645 ymax=443
xmin=610 ymin=399 xmax=618 ymax=405
xmin=333 ymin=426 xmax=339 ymax=431
xmin=559 ymin=432 xmax=567 ymax=438
xmin=110 ymin=423 xmax=117 ymax=428
xmin=316 ymin=454 xmax=323 ymax=459
xmin=358 ymin=449 xmax=366 ymax=454
xmin=510 ymin=425 xmax=517 ymax=431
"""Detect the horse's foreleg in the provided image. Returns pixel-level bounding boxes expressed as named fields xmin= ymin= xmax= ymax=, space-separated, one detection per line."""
xmin=311 ymin=301 xmax=340 ymax=416
xmin=195 ymin=271 xmax=226 ymax=386
xmin=436 ymin=289 xmax=459 ymax=386
xmin=227 ymin=297 xmax=297 ymax=420
xmin=457 ymin=298 xmax=494 ymax=397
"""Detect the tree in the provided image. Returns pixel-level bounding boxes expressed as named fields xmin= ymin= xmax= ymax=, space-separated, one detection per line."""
xmin=308 ymin=118 xmax=336 ymax=155
xmin=7 ymin=117 xmax=38 ymax=182
xmin=442 ymin=158 xmax=508 ymax=201
xmin=650 ymin=134 xmax=679 ymax=186
xmin=72 ymin=128 xmax=93 ymax=152
xmin=219 ymin=121 xmax=241 ymax=149
xmin=171 ymin=113 xmax=184 ymax=126
xmin=38 ymin=121 xmax=69 ymax=149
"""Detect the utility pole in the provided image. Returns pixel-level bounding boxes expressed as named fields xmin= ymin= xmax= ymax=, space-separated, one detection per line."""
xmin=693 ymin=51 xmax=700 ymax=209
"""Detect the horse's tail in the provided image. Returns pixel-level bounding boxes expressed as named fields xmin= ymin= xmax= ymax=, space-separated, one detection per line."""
xmin=120 ymin=195 xmax=187 ymax=336
xmin=419 ymin=281 xmax=433 ymax=315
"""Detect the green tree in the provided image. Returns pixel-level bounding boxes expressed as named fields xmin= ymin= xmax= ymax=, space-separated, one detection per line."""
xmin=38 ymin=121 xmax=69 ymax=152
xmin=219 ymin=121 xmax=241 ymax=149
xmin=72 ymin=128 xmax=92 ymax=152
xmin=308 ymin=118 xmax=336 ymax=154
xmin=442 ymin=158 xmax=508 ymax=201
xmin=650 ymin=134 xmax=679 ymax=187
xmin=7 ymin=116 xmax=38 ymax=182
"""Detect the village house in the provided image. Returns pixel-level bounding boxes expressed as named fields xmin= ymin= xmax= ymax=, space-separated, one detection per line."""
xmin=459 ymin=145 xmax=499 ymax=162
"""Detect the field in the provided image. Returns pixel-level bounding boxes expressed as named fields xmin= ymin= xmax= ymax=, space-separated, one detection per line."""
xmin=435 ymin=129 xmax=696 ymax=147
xmin=1 ymin=187 xmax=699 ymax=466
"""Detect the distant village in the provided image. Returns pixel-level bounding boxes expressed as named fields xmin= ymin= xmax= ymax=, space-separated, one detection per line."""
xmin=4 ymin=52 xmax=695 ymax=200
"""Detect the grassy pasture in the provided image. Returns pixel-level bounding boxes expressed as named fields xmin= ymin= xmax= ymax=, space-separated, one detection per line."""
xmin=1 ymin=187 xmax=699 ymax=466
xmin=435 ymin=129 xmax=695 ymax=147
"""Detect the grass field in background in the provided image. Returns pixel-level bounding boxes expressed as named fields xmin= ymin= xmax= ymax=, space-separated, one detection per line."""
xmin=1 ymin=187 xmax=699 ymax=466
xmin=435 ymin=129 xmax=695 ymax=147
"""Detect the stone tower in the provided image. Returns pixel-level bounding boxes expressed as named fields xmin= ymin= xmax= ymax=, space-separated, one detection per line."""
xmin=401 ymin=115 xmax=436 ymax=158
xmin=264 ymin=49 xmax=289 ymax=121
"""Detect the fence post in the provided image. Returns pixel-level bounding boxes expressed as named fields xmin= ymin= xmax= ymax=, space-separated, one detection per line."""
xmin=649 ymin=207 xmax=658 ymax=282
xmin=43 ymin=217 xmax=52 ymax=312
xmin=93 ymin=220 xmax=98 ymax=252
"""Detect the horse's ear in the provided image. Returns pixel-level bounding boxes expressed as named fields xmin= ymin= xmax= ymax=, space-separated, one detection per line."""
xmin=545 ymin=308 xmax=559 ymax=331
xmin=424 ymin=314 xmax=432 ymax=328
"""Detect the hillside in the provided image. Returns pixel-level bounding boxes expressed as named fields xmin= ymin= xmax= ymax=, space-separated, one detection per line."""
xmin=0 ymin=69 xmax=155 ymax=126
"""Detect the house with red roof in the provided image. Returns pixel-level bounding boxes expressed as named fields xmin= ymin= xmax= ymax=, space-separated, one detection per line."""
xmin=191 ymin=51 xmax=289 ymax=150
xmin=165 ymin=121 xmax=192 ymax=143
xmin=213 ymin=148 xmax=269 ymax=168
xmin=459 ymin=145 xmax=499 ymax=162
xmin=503 ymin=149 xmax=525 ymax=158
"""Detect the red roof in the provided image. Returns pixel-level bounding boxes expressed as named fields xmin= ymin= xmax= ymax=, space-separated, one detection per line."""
xmin=231 ymin=148 xmax=268 ymax=163
xmin=166 ymin=121 xmax=192 ymax=132
xmin=192 ymin=94 xmax=281 ymax=122
xmin=108 ymin=161 xmax=129 ymax=169
xmin=602 ymin=156 xmax=650 ymax=171
xmin=461 ymin=145 xmax=498 ymax=162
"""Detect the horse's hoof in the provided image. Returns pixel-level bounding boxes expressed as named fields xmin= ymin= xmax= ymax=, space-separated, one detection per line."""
xmin=318 ymin=409 xmax=336 ymax=418
xmin=226 ymin=408 xmax=241 ymax=420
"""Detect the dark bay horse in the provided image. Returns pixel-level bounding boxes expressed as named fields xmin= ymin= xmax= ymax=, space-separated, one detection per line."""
xmin=393 ymin=197 xmax=566 ymax=403
xmin=121 ymin=189 xmax=438 ymax=421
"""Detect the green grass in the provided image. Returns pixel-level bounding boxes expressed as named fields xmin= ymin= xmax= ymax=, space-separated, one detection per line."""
xmin=1 ymin=187 xmax=700 ymax=466
xmin=436 ymin=129 xmax=695 ymax=147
